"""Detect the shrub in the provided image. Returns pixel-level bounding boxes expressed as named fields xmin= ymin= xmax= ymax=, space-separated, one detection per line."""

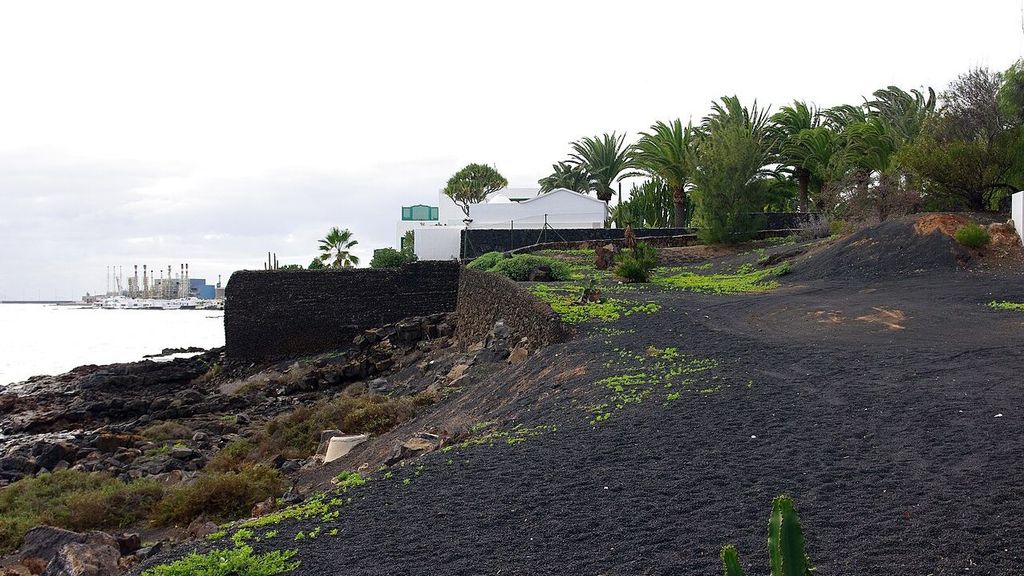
xmin=151 ymin=465 xmax=286 ymax=526
xmin=205 ymin=439 xmax=258 ymax=473
xmin=0 ymin=470 xmax=163 ymax=553
xmin=614 ymin=243 xmax=658 ymax=283
xmin=256 ymin=393 xmax=433 ymax=459
xmin=954 ymin=223 xmax=991 ymax=248
xmin=466 ymin=251 xmax=505 ymax=270
xmin=141 ymin=544 xmax=299 ymax=576
xmin=141 ymin=421 xmax=193 ymax=442
xmin=614 ymin=256 xmax=651 ymax=283
xmin=490 ymin=254 xmax=573 ymax=281
xmin=369 ymin=247 xmax=415 ymax=269
xmin=828 ymin=219 xmax=852 ymax=236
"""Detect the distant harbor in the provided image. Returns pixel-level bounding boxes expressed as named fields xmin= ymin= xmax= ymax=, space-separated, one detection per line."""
xmin=82 ymin=263 xmax=226 ymax=310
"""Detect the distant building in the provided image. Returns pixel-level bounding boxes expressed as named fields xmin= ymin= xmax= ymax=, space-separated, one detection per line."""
xmin=398 ymin=187 xmax=607 ymax=260
xmin=190 ymin=278 xmax=216 ymax=299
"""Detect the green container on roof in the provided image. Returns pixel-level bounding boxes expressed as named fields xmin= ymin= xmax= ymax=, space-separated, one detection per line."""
xmin=402 ymin=204 xmax=439 ymax=221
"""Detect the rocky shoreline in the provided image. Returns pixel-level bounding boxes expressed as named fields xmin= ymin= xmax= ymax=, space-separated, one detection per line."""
xmin=0 ymin=310 xmax=529 ymax=576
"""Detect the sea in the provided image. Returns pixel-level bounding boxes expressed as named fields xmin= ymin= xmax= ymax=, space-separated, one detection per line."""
xmin=0 ymin=304 xmax=225 ymax=387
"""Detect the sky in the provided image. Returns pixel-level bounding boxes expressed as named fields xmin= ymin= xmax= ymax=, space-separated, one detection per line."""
xmin=1 ymin=1 xmax=1022 ymax=300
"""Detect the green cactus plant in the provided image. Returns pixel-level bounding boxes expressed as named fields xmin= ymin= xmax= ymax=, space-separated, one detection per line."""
xmin=718 ymin=496 xmax=814 ymax=576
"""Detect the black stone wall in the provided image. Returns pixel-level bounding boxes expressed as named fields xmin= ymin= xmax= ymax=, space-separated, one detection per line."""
xmin=455 ymin=268 xmax=571 ymax=351
xmin=225 ymin=262 xmax=460 ymax=361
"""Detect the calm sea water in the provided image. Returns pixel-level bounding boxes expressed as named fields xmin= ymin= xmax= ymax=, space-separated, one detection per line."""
xmin=0 ymin=304 xmax=224 ymax=386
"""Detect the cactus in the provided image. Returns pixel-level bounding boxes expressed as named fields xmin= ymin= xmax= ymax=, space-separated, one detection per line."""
xmin=719 ymin=496 xmax=813 ymax=576
xmin=720 ymin=545 xmax=748 ymax=576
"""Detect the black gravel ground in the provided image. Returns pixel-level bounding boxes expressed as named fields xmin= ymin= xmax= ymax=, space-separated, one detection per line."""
xmin=135 ymin=247 xmax=1024 ymax=575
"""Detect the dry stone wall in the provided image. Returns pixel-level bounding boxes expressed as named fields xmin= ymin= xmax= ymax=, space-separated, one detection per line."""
xmin=455 ymin=268 xmax=571 ymax=351
xmin=225 ymin=262 xmax=461 ymax=361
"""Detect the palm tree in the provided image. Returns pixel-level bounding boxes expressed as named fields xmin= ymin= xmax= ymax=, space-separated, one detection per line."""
xmin=318 ymin=227 xmax=359 ymax=268
xmin=632 ymin=119 xmax=695 ymax=227
xmin=538 ymin=161 xmax=591 ymax=193
xmin=701 ymin=95 xmax=774 ymax=142
xmin=864 ymin=86 xmax=936 ymax=146
xmin=568 ymin=132 xmax=633 ymax=203
xmin=771 ymin=101 xmax=819 ymax=212
xmin=782 ymin=126 xmax=842 ymax=210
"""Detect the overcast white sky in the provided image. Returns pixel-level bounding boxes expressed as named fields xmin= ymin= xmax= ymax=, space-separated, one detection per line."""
xmin=1 ymin=1 xmax=1022 ymax=300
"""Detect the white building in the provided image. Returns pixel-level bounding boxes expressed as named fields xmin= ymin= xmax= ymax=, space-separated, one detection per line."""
xmin=1012 ymin=191 xmax=1024 ymax=246
xmin=396 ymin=187 xmax=608 ymax=261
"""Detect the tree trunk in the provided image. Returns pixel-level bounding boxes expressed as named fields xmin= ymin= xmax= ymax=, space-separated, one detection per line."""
xmin=797 ymin=168 xmax=810 ymax=213
xmin=672 ymin=186 xmax=687 ymax=228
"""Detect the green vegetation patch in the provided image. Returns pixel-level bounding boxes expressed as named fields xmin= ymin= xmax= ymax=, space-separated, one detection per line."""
xmin=590 ymin=346 xmax=719 ymax=424
xmin=333 ymin=470 xmax=367 ymax=490
xmin=460 ymin=423 xmax=558 ymax=448
xmin=257 ymin=392 xmax=434 ymax=459
xmin=152 ymin=465 xmax=286 ymax=526
xmin=989 ymin=300 xmax=1024 ymax=312
xmin=141 ymin=544 xmax=299 ymax=576
xmin=653 ymin=263 xmax=790 ymax=294
xmin=954 ymin=223 xmax=991 ymax=248
xmin=0 ymin=470 xmax=163 ymax=554
xmin=467 ymin=252 xmax=574 ymax=281
xmin=239 ymin=491 xmax=345 ymax=529
xmin=529 ymin=284 xmax=660 ymax=324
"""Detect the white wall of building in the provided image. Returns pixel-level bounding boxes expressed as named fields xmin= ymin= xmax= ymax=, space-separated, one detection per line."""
xmin=413 ymin=227 xmax=462 ymax=261
xmin=1012 ymin=191 xmax=1024 ymax=246
xmin=409 ymin=187 xmax=608 ymax=260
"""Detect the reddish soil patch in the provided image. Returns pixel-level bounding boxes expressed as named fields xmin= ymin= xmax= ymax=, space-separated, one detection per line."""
xmin=913 ymin=213 xmax=970 ymax=237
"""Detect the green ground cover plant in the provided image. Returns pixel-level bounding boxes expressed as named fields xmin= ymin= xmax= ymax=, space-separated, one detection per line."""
xmin=333 ymin=470 xmax=367 ymax=490
xmin=141 ymin=544 xmax=299 ymax=576
xmin=529 ymin=284 xmax=660 ymax=324
xmin=954 ymin=223 xmax=991 ymax=248
xmin=989 ymin=300 xmax=1024 ymax=312
xmin=459 ymin=423 xmax=558 ymax=448
xmin=0 ymin=470 xmax=163 ymax=553
xmin=653 ymin=263 xmax=790 ymax=294
xmin=239 ymin=491 xmax=344 ymax=529
xmin=591 ymin=346 xmax=719 ymax=424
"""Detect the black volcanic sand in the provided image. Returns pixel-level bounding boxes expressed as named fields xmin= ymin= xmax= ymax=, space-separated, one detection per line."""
xmin=134 ymin=256 xmax=1024 ymax=575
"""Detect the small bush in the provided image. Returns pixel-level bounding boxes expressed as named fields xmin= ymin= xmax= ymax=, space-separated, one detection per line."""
xmin=466 ymin=251 xmax=505 ymax=270
xmin=954 ymin=223 xmax=991 ymax=248
xmin=151 ymin=465 xmax=286 ymax=526
xmin=256 ymin=393 xmax=433 ymax=459
xmin=141 ymin=421 xmax=193 ymax=442
xmin=141 ymin=544 xmax=299 ymax=576
xmin=829 ymin=219 xmax=852 ymax=236
xmin=614 ymin=243 xmax=658 ymax=283
xmin=490 ymin=254 xmax=573 ymax=281
xmin=369 ymin=247 xmax=415 ymax=269
xmin=0 ymin=470 xmax=163 ymax=553
xmin=205 ymin=439 xmax=258 ymax=473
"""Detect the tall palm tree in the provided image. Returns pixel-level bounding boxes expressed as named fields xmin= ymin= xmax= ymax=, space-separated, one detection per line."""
xmin=864 ymin=86 xmax=936 ymax=146
xmin=782 ymin=126 xmax=842 ymax=209
xmin=701 ymin=95 xmax=774 ymax=142
xmin=568 ymin=132 xmax=633 ymax=203
xmin=771 ymin=101 xmax=819 ymax=212
xmin=318 ymin=227 xmax=359 ymax=268
xmin=538 ymin=161 xmax=591 ymax=194
xmin=632 ymin=119 xmax=695 ymax=227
